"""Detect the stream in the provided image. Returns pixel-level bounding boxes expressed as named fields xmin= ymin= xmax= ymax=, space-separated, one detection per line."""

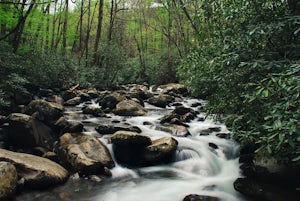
xmin=16 ymin=96 xmax=247 ymax=201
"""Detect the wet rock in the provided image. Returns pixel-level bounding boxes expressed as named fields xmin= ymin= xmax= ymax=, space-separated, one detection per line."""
xmin=54 ymin=117 xmax=84 ymax=134
xmin=208 ymin=143 xmax=218 ymax=149
xmin=159 ymin=83 xmax=189 ymax=96
xmin=58 ymin=133 xmax=114 ymax=176
xmin=160 ymin=106 xmax=197 ymax=124
xmin=7 ymin=113 xmax=57 ymax=150
xmin=183 ymin=194 xmax=220 ymax=201
xmin=78 ymin=92 xmax=91 ymax=102
xmin=42 ymin=151 xmax=59 ymax=163
xmin=146 ymin=94 xmax=174 ymax=108
xmin=216 ymin=133 xmax=229 ymax=139
xmin=0 ymin=148 xmax=68 ymax=189
xmin=234 ymin=177 xmax=297 ymax=201
xmin=111 ymin=131 xmax=151 ymax=166
xmin=96 ymin=124 xmax=141 ymax=135
xmin=61 ymin=90 xmax=77 ymax=101
xmin=24 ymin=99 xmax=64 ymax=126
xmin=86 ymin=89 xmax=99 ymax=99
xmin=143 ymin=137 xmax=178 ymax=164
xmin=111 ymin=131 xmax=152 ymax=146
xmin=154 ymin=124 xmax=190 ymax=137
xmin=0 ymin=162 xmax=18 ymax=200
xmin=13 ymin=91 xmax=32 ymax=106
xmin=100 ymin=92 xmax=125 ymax=110
xmin=114 ymin=99 xmax=147 ymax=116
xmin=64 ymin=97 xmax=82 ymax=106
xmin=82 ymin=105 xmax=106 ymax=117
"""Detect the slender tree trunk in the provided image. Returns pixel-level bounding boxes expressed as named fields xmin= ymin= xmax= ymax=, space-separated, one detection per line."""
xmin=107 ymin=0 xmax=115 ymax=41
xmin=12 ymin=0 xmax=36 ymax=53
xmin=85 ymin=0 xmax=91 ymax=67
xmin=78 ymin=0 xmax=84 ymax=64
xmin=62 ymin=0 xmax=69 ymax=55
xmin=45 ymin=3 xmax=50 ymax=53
xmin=93 ymin=0 xmax=104 ymax=64
xmin=51 ymin=0 xmax=58 ymax=50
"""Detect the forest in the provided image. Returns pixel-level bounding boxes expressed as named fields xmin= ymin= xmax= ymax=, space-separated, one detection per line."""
xmin=0 ymin=0 xmax=299 ymax=177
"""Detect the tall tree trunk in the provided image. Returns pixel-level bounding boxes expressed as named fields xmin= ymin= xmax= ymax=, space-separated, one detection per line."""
xmin=85 ymin=0 xmax=91 ymax=67
xmin=51 ymin=0 xmax=58 ymax=50
xmin=12 ymin=0 xmax=36 ymax=53
xmin=45 ymin=3 xmax=50 ymax=53
xmin=107 ymin=0 xmax=115 ymax=41
xmin=93 ymin=0 xmax=104 ymax=64
xmin=62 ymin=0 xmax=69 ymax=55
xmin=78 ymin=0 xmax=84 ymax=64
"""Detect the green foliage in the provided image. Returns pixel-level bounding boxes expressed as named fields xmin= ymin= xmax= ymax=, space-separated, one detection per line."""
xmin=178 ymin=0 xmax=300 ymax=162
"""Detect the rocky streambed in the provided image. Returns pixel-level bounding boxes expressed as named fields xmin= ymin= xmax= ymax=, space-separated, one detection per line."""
xmin=1 ymin=83 xmax=249 ymax=201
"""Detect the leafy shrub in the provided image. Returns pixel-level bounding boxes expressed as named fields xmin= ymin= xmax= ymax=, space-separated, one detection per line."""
xmin=177 ymin=1 xmax=300 ymax=162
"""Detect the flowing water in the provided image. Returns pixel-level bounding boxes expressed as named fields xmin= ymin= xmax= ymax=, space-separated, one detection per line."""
xmin=16 ymin=97 xmax=247 ymax=201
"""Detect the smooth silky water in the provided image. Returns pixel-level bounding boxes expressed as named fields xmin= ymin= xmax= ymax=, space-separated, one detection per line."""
xmin=16 ymin=98 xmax=247 ymax=201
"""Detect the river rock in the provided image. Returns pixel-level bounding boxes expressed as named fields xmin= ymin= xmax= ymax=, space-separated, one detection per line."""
xmin=7 ymin=113 xmax=56 ymax=150
xmin=154 ymin=124 xmax=190 ymax=137
xmin=64 ymin=96 xmax=82 ymax=106
xmin=13 ymin=91 xmax=32 ymax=106
xmin=0 ymin=162 xmax=18 ymax=200
xmin=61 ymin=90 xmax=77 ymax=101
xmin=146 ymin=94 xmax=174 ymax=108
xmin=160 ymin=106 xmax=197 ymax=124
xmin=54 ymin=117 xmax=84 ymax=134
xmin=100 ymin=92 xmax=125 ymax=110
xmin=58 ymin=133 xmax=114 ymax=175
xmin=24 ymin=99 xmax=64 ymax=126
xmin=114 ymin=99 xmax=147 ymax=116
xmin=159 ymin=83 xmax=189 ymax=96
xmin=111 ymin=131 xmax=151 ymax=166
xmin=96 ymin=124 xmax=141 ymax=135
xmin=183 ymin=194 xmax=220 ymax=201
xmin=143 ymin=137 xmax=178 ymax=164
xmin=0 ymin=148 xmax=68 ymax=189
xmin=82 ymin=105 xmax=106 ymax=117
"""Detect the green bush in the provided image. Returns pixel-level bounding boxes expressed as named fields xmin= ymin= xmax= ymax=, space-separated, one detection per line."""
xmin=177 ymin=1 xmax=300 ymax=162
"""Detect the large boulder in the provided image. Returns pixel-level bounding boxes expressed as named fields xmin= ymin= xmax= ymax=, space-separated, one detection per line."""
xmin=233 ymin=178 xmax=296 ymax=201
xmin=111 ymin=131 xmax=151 ymax=166
xmin=82 ymin=105 xmax=106 ymax=117
xmin=154 ymin=124 xmax=191 ymax=137
xmin=54 ymin=117 xmax=84 ymax=134
xmin=183 ymin=194 xmax=220 ymax=201
xmin=146 ymin=94 xmax=174 ymax=108
xmin=0 ymin=148 xmax=68 ymax=189
xmin=100 ymin=92 xmax=125 ymax=110
xmin=96 ymin=124 xmax=141 ymax=135
xmin=64 ymin=97 xmax=82 ymax=106
xmin=160 ymin=106 xmax=197 ymax=124
xmin=159 ymin=83 xmax=189 ymax=96
xmin=7 ymin=113 xmax=56 ymax=150
xmin=57 ymin=133 xmax=114 ymax=176
xmin=143 ymin=137 xmax=178 ymax=164
xmin=114 ymin=99 xmax=147 ymax=116
xmin=24 ymin=99 xmax=64 ymax=126
xmin=0 ymin=162 xmax=18 ymax=200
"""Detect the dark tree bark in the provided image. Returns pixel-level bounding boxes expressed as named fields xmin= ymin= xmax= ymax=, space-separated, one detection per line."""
xmin=93 ymin=0 xmax=104 ymax=65
xmin=12 ymin=0 xmax=36 ymax=53
xmin=62 ymin=0 xmax=68 ymax=55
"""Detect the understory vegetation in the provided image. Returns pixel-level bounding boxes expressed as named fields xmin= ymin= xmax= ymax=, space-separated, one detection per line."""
xmin=0 ymin=0 xmax=299 ymax=163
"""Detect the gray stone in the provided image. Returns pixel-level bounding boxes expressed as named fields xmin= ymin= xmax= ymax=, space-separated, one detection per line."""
xmin=0 ymin=162 xmax=18 ymax=200
xmin=0 ymin=148 xmax=68 ymax=189
xmin=58 ymin=133 xmax=114 ymax=175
